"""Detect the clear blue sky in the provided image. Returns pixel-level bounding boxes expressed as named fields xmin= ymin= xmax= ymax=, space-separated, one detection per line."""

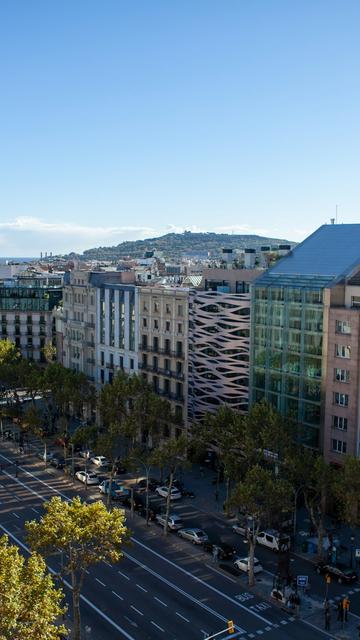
xmin=0 ymin=0 xmax=359 ymax=255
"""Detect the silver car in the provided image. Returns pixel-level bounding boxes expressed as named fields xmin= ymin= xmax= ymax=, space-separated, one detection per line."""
xmin=178 ymin=528 xmax=208 ymax=544
xmin=75 ymin=471 xmax=99 ymax=486
xmin=155 ymin=514 xmax=184 ymax=531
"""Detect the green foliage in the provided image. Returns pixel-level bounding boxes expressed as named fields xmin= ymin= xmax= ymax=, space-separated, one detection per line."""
xmin=0 ymin=534 xmax=66 ymax=640
xmin=0 ymin=339 xmax=20 ymax=366
xmin=333 ymin=456 xmax=360 ymax=529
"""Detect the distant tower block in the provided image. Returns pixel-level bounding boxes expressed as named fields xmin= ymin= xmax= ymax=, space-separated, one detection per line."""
xmin=40 ymin=252 xmax=43 ymax=259
xmin=244 ymin=248 xmax=256 ymax=269
xmin=222 ymin=248 xmax=233 ymax=266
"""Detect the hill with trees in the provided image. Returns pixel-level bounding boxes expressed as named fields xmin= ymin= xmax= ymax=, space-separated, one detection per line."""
xmin=81 ymin=230 xmax=294 ymax=261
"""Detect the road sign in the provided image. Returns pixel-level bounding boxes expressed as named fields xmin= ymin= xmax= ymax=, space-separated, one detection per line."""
xmin=297 ymin=575 xmax=308 ymax=587
xmin=355 ymin=548 xmax=360 ymax=559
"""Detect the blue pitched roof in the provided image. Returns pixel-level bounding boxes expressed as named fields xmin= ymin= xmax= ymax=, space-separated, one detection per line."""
xmin=255 ymin=224 xmax=360 ymax=287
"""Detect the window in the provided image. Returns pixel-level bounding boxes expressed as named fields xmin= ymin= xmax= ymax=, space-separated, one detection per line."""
xmin=153 ymin=337 xmax=159 ymax=352
xmin=164 ymin=339 xmax=170 ymax=354
xmin=119 ymin=356 xmax=124 ymax=369
xmin=100 ymin=351 xmax=104 ymax=366
xmin=177 ymin=304 xmax=183 ymax=316
xmin=336 ymin=320 xmax=351 ymax=334
xmin=166 ymin=304 xmax=171 ymax=314
xmin=154 ymin=302 xmax=159 ymax=313
xmin=100 ymin=369 xmax=104 ymax=384
xmin=334 ymin=392 xmax=349 ymax=407
xmin=176 ymin=341 xmax=183 ymax=357
xmin=351 ymin=296 xmax=360 ymax=307
xmin=164 ymin=358 xmax=170 ymax=371
xmin=332 ymin=439 xmax=347 ymax=454
xmin=177 ymin=323 xmax=182 ymax=334
xmin=142 ymin=335 xmax=148 ymax=349
xmin=334 ymin=368 xmax=350 ymax=382
xmin=143 ymin=318 xmax=147 ymax=328
xmin=130 ymin=358 xmax=134 ymax=370
xmin=335 ymin=344 xmax=351 ymax=359
xmin=154 ymin=319 xmax=159 ymax=330
xmin=165 ymin=321 xmax=171 ymax=332
xmin=333 ymin=416 xmax=348 ymax=431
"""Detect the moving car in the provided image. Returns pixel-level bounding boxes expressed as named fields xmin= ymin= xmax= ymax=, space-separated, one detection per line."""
xmin=99 ymin=479 xmax=129 ymax=500
xmin=315 ymin=562 xmax=358 ymax=584
xmin=178 ymin=528 xmax=208 ymax=544
xmin=75 ymin=471 xmax=99 ymax=485
xmin=37 ymin=451 xmax=54 ymax=462
xmin=256 ymin=530 xmax=290 ymax=552
xmin=49 ymin=456 xmax=66 ymax=469
xmin=234 ymin=557 xmax=263 ymax=574
xmin=203 ymin=540 xmax=237 ymax=560
xmin=232 ymin=516 xmax=254 ymax=536
xmin=155 ymin=486 xmax=182 ymax=500
xmin=91 ymin=456 xmax=109 ymax=468
xmin=155 ymin=514 xmax=184 ymax=531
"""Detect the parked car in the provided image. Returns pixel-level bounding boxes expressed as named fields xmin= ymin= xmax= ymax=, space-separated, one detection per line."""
xmin=75 ymin=471 xmax=99 ymax=485
xmin=91 ymin=456 xmax=109 ymax=468
xmin=37 ymin=451 xmax=55 ymax=462
xmin=155 ymin=486 xmax=182 ymax=500
xmin=99 ymin=479 xmax=130 ymax=500
xmin=138 ymin=478 xmax=160 ymax=491
xmin=114 ymin=461 xmax=127 ymax=475
xmin=234 ymin=557 xmax=263 ymax=574
xmin=79 ymin=450 xmax=94 ymax=459
xmin=178 ymin=528 xmax=208 ymax=544
xmin=256 ymin=530 xmax=290 ymax=552
xmin=203 ymin=540 xmax=237 ymax=560
xmin=232 ymin=516 xmax=254 ymax=536
xmin=49 ymin=456 xmax=66 ymax=469
xmin=315 ymin=562 xmax=358 ymax=584
xmin=155 ymin=514 xmax=184 ymax=531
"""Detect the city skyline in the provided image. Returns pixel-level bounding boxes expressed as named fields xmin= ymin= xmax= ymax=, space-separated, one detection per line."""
xmin=1 ymin=1 xmax=359 ymax=255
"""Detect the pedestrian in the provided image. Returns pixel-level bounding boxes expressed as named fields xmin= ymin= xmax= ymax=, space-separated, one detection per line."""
xmin=294 ymin=593 xmax=301 ymax=618
xmin=337 ymin=600 xmax=344 ymax=622
xmin=343 ymin=597 xmax=350 ymax=622
xmin=324 ymin=601 xmax=331 ymax=631
xmin=212 ymin=546 xmax=219 ymax=564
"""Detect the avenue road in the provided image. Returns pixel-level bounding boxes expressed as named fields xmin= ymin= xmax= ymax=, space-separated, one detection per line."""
xmin=0 ymin=442 xmax=342 ymax=640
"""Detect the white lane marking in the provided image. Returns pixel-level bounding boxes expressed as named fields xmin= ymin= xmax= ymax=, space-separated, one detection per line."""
xmin=136 ymin=583 xmax=147 ymax=592
xmin=154 ymin=596 xmax=168 ymax=607
xmin=301 ymin=618 xmax=336 ymax=638
xmin=151 ymin=621 xmax=165 ymax=632
xmin=118 ymin=570 xmax=130 ymax=580
xmin=124 ymin=616 xmax=137 ymax=627
xmin=31 ymin=507 xmax=40 ymax=514
xmin=12 ymin=512 xmax=20 ymax=519
xmin=176 ymin=612 xmax=190 ymax=622
xmin=95 ymin=578 xmax=106 ymax=587
xmin=131 ymin=537 xmax=272 ymax=626
xmin=0 ymin=453 xmax=70 ymax=501
xmin=124 ymin=551 xmax=245 ymax=633
xmin=85 ymin=569 xmax=90 ymax=575
xmin=130 ymin=605 xmax=143 ymax=616
xmin=112 ymin=590 xmax=124 ymax=601
xmin=0 ymin=523 xmax=136 ymax=640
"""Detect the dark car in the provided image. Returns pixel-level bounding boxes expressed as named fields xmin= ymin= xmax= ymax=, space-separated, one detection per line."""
xmin=203 ymin=540 xmax=237 ymax=561
xmin=50 ymin=456 xmax=66 ymax=469
xmin=315 ymin=562 xmax=358 ymax=584
xmin=138 ymin=478 xmax=160 ymax=491
xmin=114 ymin=462 xmax=127 ymax=474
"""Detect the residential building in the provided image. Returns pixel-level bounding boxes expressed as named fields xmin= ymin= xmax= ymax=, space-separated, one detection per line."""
xmin=0 ymin=275 xmax=62 ymax=361
xmin=138 ymin=286 xmax=189 ymax=435
xmin=250 ymin=223 xmax=360 ymax=462
xmin=188 ymin=267 xmax=261 ymax=421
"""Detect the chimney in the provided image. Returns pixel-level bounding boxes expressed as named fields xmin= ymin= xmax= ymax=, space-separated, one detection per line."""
xmin=244 ymin=248 xmax=256 ymax=269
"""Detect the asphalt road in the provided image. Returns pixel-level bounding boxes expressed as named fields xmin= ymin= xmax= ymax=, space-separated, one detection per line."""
xmin=0 ymin=441 xmax=342 ymax=640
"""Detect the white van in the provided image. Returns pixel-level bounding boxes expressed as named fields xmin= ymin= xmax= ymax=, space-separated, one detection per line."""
xmin=256 ymin=530 xmax=290 ymax=552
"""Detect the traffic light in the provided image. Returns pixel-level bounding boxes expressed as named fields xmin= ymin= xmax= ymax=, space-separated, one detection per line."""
xmin=227 ymin=620 xmax=235 ymax=634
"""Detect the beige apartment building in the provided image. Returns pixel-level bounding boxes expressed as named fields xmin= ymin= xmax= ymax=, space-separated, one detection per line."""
xmin=138 ymin=286 xmax=189 ymax=436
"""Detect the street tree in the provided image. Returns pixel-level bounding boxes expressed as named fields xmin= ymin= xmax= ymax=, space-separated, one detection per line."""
xmin=0 ymin=533 xmax=66 ymax=640
xmin=230 ymin=465 xmax=292 ymax=586
xmin=300 ymin=452 xmax=334 ymax=558
xmin=0 ymin=338 xmax=20 ymax=366
xmin=151 ymin=435 xmax=189 ymax=535
xmin=333 ymin=456 xmax=360 ymax=529
xmin=195 ymin=407 xmax=244 ymax=515
xmin=26 ymin=496 xmax=129 ymax=640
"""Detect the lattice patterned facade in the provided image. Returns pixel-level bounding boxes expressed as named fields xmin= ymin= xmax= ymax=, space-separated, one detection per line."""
xmin=188 ymin=289 xmax=251 ymax=421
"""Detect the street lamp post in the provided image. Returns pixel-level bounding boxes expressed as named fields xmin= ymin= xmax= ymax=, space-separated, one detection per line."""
xmin=350 ymin=534 xmax=355 ymax=569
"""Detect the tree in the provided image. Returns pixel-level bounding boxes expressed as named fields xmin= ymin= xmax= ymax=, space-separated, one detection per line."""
xmin=26 ymin=496 xmax=129 ymax=640
xmin=300 ymin=453 xmax=334 ymax=558
xmin=334 ymin=456 xmax=360 ymax=529
xmin=195 ymin=407 xmax=244 ymax=515
xmin=0 ymin=338 xmax=20 ymax=366
xmin=151 ymin=435 xmax=188 ymax=535
xmin=0 ymin=534 xmax=66 ymax=640
xmin=231 ymin=465 xmax=292 ymax=586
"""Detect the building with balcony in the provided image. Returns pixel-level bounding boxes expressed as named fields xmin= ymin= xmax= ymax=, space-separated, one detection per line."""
xmin=250 ymin=223 xmax=360 ymax=461
xmin=0 ymin=275 xmax=62 ymax=361
xmin=138 ymin=286 xmax=189 ymax=435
